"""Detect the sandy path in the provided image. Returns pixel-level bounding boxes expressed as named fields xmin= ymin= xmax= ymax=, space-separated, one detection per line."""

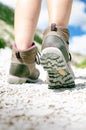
xmin=0 ymin=48 xmax=86 ymax=130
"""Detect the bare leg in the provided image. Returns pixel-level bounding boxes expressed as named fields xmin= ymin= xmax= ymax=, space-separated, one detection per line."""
xmin=46 ymin=0 xmax=73 ymax=27
xmin=15 ymin=0 xmax=41 ymax=50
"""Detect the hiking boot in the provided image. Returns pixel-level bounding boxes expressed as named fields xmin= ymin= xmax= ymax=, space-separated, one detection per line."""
xmin=40 ymin=23 xmax=75 ymax=89
xmin=8 ymin=43 xmax=40 ymax=84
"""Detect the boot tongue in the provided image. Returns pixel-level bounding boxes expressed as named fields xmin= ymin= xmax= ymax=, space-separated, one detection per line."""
xmin=51 ymin=23 xmax=57 ymax=31
xmin=51 ymin=23 xmax=69 ymax=45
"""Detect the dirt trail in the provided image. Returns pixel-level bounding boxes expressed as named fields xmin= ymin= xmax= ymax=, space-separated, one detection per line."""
xmin=0 ymin=48 xmax=86 ymax=130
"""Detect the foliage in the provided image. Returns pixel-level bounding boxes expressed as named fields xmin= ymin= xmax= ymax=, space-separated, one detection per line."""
xmin=77 ymin=59 xmax=86 ymax=68
xmin=0 ymin=38 xmax=6 ymax=48
xmin=34 ymin=34 xmax=42 ymax=44
xmin=0 ymin=3 xmax=14 ymax=26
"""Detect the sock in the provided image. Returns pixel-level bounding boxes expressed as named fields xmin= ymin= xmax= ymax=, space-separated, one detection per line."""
xmin=14 ymin=42 xmax=35 ymax=51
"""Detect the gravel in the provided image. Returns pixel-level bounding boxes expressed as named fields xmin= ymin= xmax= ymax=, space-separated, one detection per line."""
xmin=0 ymin=48 xmax=86 ymax=130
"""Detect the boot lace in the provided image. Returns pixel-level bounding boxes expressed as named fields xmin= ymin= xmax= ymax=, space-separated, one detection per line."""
xmin=35 ymin=49 xmax=41 ymax=65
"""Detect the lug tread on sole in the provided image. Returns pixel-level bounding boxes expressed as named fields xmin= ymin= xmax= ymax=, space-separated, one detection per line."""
xmin=40 ymin=52 xmax=75 ymax=88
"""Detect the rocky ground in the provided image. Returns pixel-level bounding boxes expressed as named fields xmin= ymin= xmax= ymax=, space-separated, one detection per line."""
xmin=0 ymin=48 xmax=86 ymax=130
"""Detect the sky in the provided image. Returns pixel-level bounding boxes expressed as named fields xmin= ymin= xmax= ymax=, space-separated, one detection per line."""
xmin=0 ymin=0 xmax=86 ymax=55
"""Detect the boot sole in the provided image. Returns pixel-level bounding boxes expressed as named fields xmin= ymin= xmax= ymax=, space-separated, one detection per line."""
xmin=8 ymin=75 xmax=38 ymax=84
xmin=40 ymin=47 xmax=75 ymax=89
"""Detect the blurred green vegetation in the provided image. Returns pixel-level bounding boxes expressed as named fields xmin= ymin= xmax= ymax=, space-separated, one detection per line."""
xmin=34 ymin=33 xmax=42 ymax=45
xmin=0 ymin=38 xmax=6 ymax=48
xmin=0 ymin=3 xmax=14 ymax=26
xmin=77 ymin=59 xmax=86 ymax=68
